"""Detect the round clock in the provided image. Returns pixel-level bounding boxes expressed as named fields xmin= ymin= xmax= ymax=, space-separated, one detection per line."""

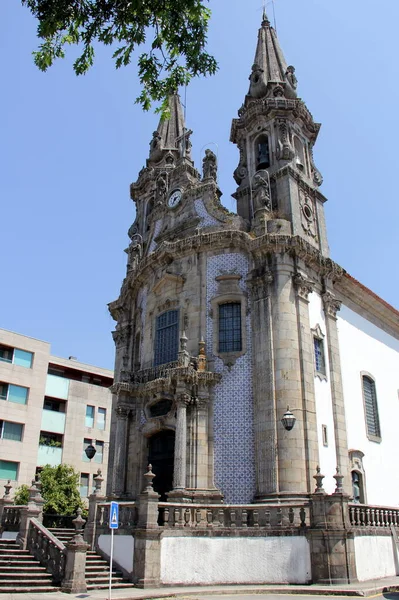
xmin=168 ymin=189 xmax=182 ymax=208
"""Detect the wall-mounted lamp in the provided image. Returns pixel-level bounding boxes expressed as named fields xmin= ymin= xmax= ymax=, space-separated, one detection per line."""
xmin=84 ymin=440 xmax=110 ymax=461
xmin=281 ymin=406 xmax=296 ymax=431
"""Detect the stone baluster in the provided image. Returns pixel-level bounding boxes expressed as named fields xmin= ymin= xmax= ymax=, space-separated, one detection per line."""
xmin=184 ymin=508 xmax=191 ymax=527
xmin=112 ymin=405 xmax=130 ymax=497
xmin=207 ymin=509 xmax=213 ymax=528
xmin=253 ymin=509 xmax=259 ymax=528
xmin=173 ymin=395 xmax=190 ymax=491
xmin=0 ymin=480 xmax=12 ymax=524
xmin=241 ymin=509 xmax=248 ymax=528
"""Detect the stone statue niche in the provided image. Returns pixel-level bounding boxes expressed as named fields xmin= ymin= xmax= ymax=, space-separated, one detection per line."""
xmin=202 ymin=149 xmax=217 ymax=182
xmin=252 ymin=169 xmax=271 ymax=214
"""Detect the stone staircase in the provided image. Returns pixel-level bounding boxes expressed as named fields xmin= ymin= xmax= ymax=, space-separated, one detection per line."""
xmin=49 ymin=528 xmax=133 ymax=591
xmin=0 ymin=539 xmax=58 ymax=593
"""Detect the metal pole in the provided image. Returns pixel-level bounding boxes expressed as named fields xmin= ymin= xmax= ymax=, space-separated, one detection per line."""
xmin=108 ymin=528 xmax=114 ymax=600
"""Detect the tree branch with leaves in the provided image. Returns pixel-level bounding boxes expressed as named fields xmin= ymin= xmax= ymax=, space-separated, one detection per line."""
xmin=21 ymin=0 xmax=218 ymax=114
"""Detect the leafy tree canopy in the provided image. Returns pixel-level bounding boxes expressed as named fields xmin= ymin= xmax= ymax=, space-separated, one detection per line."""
xmin=14 ymin=464 xmax=85 ymax=515
xmin=21 ymin=0 xmax=218 ymax=114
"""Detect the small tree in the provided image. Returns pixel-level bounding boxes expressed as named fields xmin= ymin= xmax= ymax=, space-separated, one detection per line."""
xmin=38 ymin=464 xmax=85 ymax=515
xmin=14 ymin=484 xmax=30 ymax=506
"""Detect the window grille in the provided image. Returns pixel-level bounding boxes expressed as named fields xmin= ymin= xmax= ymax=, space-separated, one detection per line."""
xmin=218 ymin=303 xmax=242 ymax=353
xmin=362 ymin=376 xmax=381 ymax=438
xmin=154 ymin=310 xmax=179 ymax=366
xmin=314 ymin=337 xmax=326 ymax=375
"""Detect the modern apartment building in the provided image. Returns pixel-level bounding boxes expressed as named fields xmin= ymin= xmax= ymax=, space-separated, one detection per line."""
xmin=0 ymin=328 xmax=113 ymax=499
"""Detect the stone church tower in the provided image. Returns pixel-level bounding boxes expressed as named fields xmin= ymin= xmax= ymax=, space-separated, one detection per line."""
xmin=107 ymin=12 xmax=350 ymax=505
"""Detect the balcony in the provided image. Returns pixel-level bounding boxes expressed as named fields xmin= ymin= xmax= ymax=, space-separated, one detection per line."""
xmin=41 ymin=409 xmax=66 ymax=434
xmin=45 ymin=375 xmax=69 ymax=400
xmin=37 ymin=445 xmax=62 ymax=467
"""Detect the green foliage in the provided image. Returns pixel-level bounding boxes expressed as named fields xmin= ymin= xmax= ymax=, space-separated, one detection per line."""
xmin=14 ymin=484 xmax=30 ymax=506
xmin=39 ymin=435 xmax=62 ymax=447
xmin=21 ymin=0 xmax=218 ymax=114
xmin=37 ymin=464 xmax=85 ymax=515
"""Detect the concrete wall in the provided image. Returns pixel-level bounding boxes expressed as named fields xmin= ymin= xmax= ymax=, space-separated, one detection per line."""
xmin=98 ymin=534 xmax=134 ymax=575
xmin=354 ymin=534 xmax=398 ymax=581
xmin=160 ymin=536 xmax=311 ymax=585
xmin=338 ymin=306 xmax=399 ymax=506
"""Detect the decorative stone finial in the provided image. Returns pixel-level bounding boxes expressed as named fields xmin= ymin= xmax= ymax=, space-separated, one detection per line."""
xmin=3 ymin=480 xmax=12 ymax=499
xmin=94 ymin=469 xmax=104 ymax=496
xmin=333 ymin=467 xmax=344 ymax=494
xmin=143 ymin=464 xmax=156 ymax=493
xmin=180 ymin=331 xmax=188 ymax=351
xmin=72 ymin=508 xmax=86 ymax=534
xmin=198 ymin=338 xmax=207 ymax=372
xmin=313 ymin=466 xmax=326 ymax=494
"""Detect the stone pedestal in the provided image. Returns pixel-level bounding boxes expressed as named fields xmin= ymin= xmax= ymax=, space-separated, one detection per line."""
xmin=17 ymin=480 xmax=43 ymax=549
xmin=84 ymin=469 xmax=105 ymax=548
xmin=61 ymin=534 xmax=90 ymax=593
xmin=308 ymin=491 xmax=357 ymax=584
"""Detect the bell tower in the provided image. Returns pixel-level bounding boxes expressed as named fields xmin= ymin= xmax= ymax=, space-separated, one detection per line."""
xmin=231 ymin=11 xmax=328 ymax=255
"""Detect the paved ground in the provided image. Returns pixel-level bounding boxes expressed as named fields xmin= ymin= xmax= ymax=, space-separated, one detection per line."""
xmin=1 ymin=577 xmax=399 ymax=600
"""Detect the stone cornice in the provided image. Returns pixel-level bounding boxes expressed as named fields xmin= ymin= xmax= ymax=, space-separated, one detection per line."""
xmin=335 ymin=273 xmax=399 ymax=339
xmin=108 ymin=231 xmax=345 ymax=316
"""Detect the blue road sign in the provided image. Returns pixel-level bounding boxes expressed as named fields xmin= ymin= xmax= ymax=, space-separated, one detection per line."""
xmin=109 ymin=501 xmax=119 ymax=529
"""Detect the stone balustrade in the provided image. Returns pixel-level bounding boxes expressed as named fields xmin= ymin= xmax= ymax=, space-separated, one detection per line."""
xmin=95 ymin=501 xmax=138 ymax=530
xmin=349 ymin=503 xmax=399 ymax=528
xmin=158 ymin=502 xmax=309 ymax=529
xmin=27 ymin=517 xmax=66 ymax=584
xmin=0 ymin=505 xmax=23 ymax=532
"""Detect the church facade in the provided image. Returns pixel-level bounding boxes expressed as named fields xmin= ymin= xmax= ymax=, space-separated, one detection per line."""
xmin=103 ymin=13 xmax=399 ymax=585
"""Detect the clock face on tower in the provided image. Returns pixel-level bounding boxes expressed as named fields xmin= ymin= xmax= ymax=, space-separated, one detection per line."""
xmin=168 ymin=189 xmax=182 ymax=208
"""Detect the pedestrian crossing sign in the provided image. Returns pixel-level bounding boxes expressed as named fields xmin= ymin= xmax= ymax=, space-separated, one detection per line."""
xmin=109 ymin=501 xmax=119 ymax=529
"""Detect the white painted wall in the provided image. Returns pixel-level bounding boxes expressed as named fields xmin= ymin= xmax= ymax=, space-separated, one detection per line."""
xmin=308 ymin=292 xmax=337 ymax=494
xmin=354 ymin=535 xmax=398 ymax=581
xmin=338 ymin=306 xmax=399 ymax=506
xmin=98 ymin=534 xmax=134 ymax=574
xmin=160 ymin=536 xmax=311 ymax=585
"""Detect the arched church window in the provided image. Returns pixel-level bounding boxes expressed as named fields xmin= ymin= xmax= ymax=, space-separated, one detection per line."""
xmin=133 ymin=331 xmax=141 ymax=370
xmin=362 ymin=375 xmax=381 ymax=440
xmin=294 ymin=136 xmax=306 ymax=172
xmin=218 ymin=303 xmax=242 ymax=353
xmin=154 ymin=310 xmax=179 ymax=366
xmin=149 ymin=399 xmax=173 ymax=418
xmin=255 ymin=135 xmax=270 ymax=170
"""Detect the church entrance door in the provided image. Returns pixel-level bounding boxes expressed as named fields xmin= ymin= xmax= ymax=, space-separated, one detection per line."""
xmin=148 ymin=430 xmax=175 ymax=500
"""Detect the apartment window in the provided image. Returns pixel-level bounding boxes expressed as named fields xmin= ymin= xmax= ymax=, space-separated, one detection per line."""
xmin=154 ymin=310 xmax=179 ymax=366
xmin=0 ymin=345 xmax=33 ymax=368
xmin=39 ymin=432 xmax=62 ymax=447
xmin=85 ymin=405 xmax=95 ymax=428
xmin=97 ymin=408 xmax=106 ymax=431
xmin=0 ymin=420 xmax=23 ymax=442
xmin=362 ymin=375 xmax=381 ymax=440
xmin=0 ymin=383 xmax=29 ymax=405
xmin=82 ymin=438 xmax=92 ymax=462
xmin=218 ymin=303 xmax=242 ymax=353
xmin=94 ymin=440 xmax=104 ymax=464
xmin=322 ymin=425 xmax=328 ymax=447
xmin=314 ymin=337 xmax=326 ymax=376
xmin=80 ymin=473 xmax=89 ymax=497
xmin=43 ymin=397 xmax=66 ymax=412
xmin=0 ymin=460 xmax=19 ymax=480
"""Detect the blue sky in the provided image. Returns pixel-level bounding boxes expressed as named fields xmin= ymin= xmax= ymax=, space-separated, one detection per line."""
xmin=1 ymin=0 xmax=398 ymax=370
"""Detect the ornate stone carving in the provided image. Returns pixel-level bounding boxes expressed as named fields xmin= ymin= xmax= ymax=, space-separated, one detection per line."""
xmin=116 ymin=405 xmax=130 ymax=420
xmin=202 ymin=149 xmax=217 ymax=181
xmin=176 ymin=393 xmax=191 ymax=407
xmin=156 ymin=173 xmax=167 ymax=205
xmin=310 ymin=148 xmax=323 ymax=186
xmin=293 ymin=272 xmax=314 ymax=301
xmin=322 ymin=291 xmax=342 ymax=319
xmin=127 ymin=234 xmax=143 ymax=272
xmin=112 ymin=325 xmax=130 ymax=348
xmin=233 ymin=143 xmax=248 ymax=185
xmin=248 ymin=271 xmax=274 ymax=301
xmin=285 ymin=65 xmax=298 ymax=90
xmin=252 ymin=170 xmax=271 ymax=213
xmin=299 ymin=190 xmax=317 ymax=239
xmin=275 ymin=119 xmax=295 ymax=161
xmin=149 ymin=130 xmax=162 ymax=161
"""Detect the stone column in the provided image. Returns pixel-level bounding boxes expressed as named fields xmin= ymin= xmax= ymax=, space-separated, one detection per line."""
xmin=293 ymin=272 xmax=320 ymax=493
xmin=62 ymin=509 xmax=90 ymax=594
xmin=308 ymin=469 xmax=357 ymax=584
xmin=84 ymin=469 xmax=105 ymax=548
xmin=172 ymin=395 xmax=189 ymax=491
xmin=249 ymin=271 xmax=278 ymax=499
xmin=322 ymin=291 xmax=351 ymax=494
xmin=0 ymin=480 xmax=12 ymax=525
xmin=134 ymin=466 xmax=161 ymax=588
xmin=271 ymin=255 xmax=307 ymax=498
xmin=112 ymin=404 xmax=130 ymax=497
xmin=17 ymin=480 xmax=43 ymax=549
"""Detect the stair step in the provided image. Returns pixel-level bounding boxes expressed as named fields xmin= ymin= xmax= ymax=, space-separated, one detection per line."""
xmin=0 ymin=560 xmax=41 ymax=567
xmin=0 ymin=586 xmax=59 ymax=593
xmin=0 ymin=578 xmax=55 ymax=586
xmin=87 ymin=582 xmax=133 ymax=590
xmin=0 ymin=553 xmax=34 ymax=560
xmin=0 ymin=566 xmax=47 ymax=573
xmin=0 ymin=572 xmax=53 ymax=580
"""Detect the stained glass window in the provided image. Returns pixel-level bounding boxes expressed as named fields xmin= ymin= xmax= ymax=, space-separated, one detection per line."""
xmin=314 ymin=337 xmax=326 ymax=375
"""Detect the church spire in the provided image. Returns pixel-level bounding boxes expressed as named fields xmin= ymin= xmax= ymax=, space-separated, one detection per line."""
xmin=249 ymin=14 xmax=297 ymax=99
xmin=148 ymin=93 xmax=193 ymax=163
